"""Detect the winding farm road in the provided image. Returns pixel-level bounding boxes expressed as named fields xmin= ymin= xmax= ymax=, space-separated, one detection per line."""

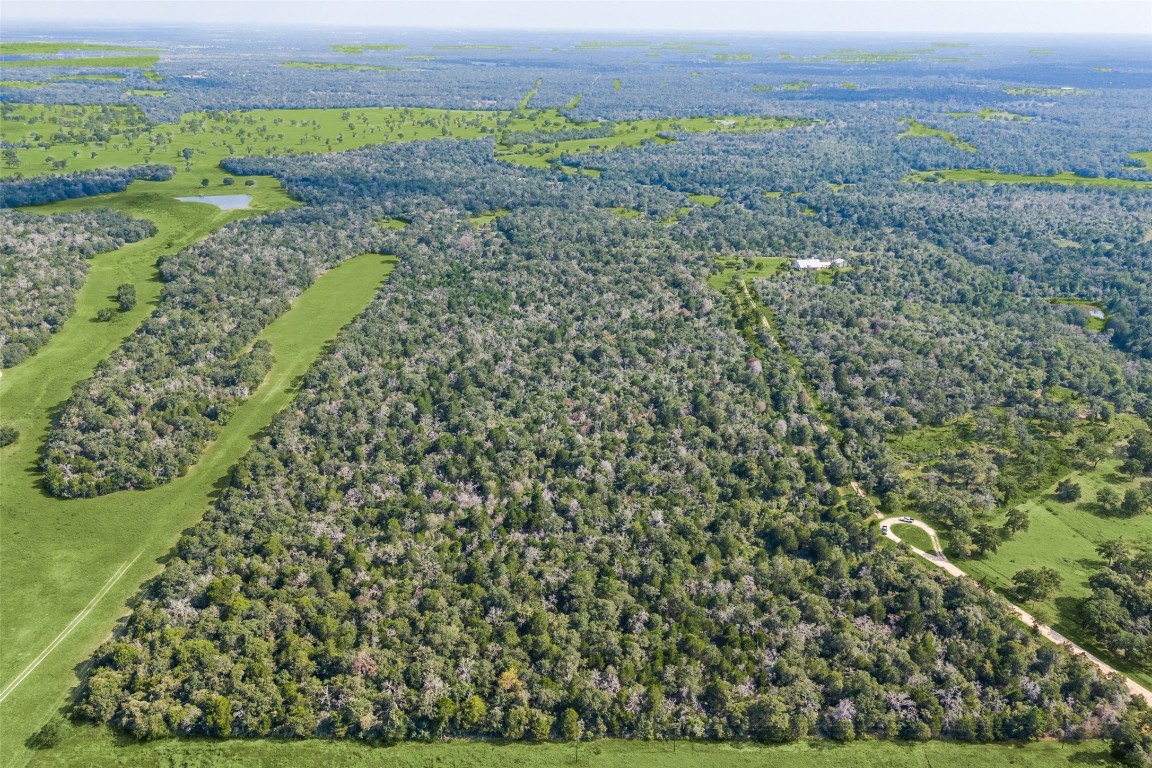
xmin=880 ymin=516 xmax=1152 ymax=704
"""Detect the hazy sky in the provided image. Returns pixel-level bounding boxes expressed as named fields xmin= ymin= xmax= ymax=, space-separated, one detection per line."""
xmin=4 ymin=0 xmax=1151 ymax=35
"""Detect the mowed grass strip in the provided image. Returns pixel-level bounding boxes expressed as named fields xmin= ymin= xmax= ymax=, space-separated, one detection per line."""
xmin=898 ymin=119 xmax=977 ymax=152
xmin=905 ymin=169 xmax=1152 ymax=188
xmin=25 ymin=724 xmax=1121 ymax=768
xmin=0 ymin=56 xmax=160 ymax=69
xmin=0 ymin=248 xmax=396 ymax=766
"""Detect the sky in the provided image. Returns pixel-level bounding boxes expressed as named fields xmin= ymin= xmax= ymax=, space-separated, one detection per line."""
xmin=3 ymin=0 xmax=1150 ymax=35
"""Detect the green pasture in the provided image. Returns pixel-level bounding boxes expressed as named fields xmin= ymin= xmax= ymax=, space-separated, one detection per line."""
xmin=1131 ymin=151 xmax=1152 ymax=169
xmin=0 ymin=56 xmax=159 ymax=70
xmin=898 ymin=119 xmax=977 ymax=152
xmin=946 ymin=108 xmax=1031 ymax=121
xmin=431 ymin=45 xmax=513 ymax=50
xmin=0 ymin=81 xmax=47 ymax=89
xmin=469 ymin=208 xmax=510 ymax=226
xmin=608 ymin=206 xmax=643 ymax=218
xmin=762 ymin=191 xmax=783 ymax=198
xmin=0 ymin=44 xmax=159 ymax=56
xmin=782 ymin=81 xmax=813 ymax=91
xmin=1004 ymin=86 xmax=1090 ymax=96
xmin=2 ymin=102 xmax=811 ymax=182
xmin=379 ymin=216 xmax=410 ymax=230
xmin=708 ymin=256 xmax=787 ymax=293
xmin=961 ymin=452 xmax=1152 ymax=690
xmin=891 ymin=524 xmax=934 ymax=553
xmin=906 ymin=169 xmax=1152 ymax=188
xmin=687 ymin=192 xmax=722 ymax=207
xmin=1049 ymin=298 xmax=1109 ymax=331
xmin=330 ymin=44 xmax=406 ymax=54
xmin=53 ymin=74 xmax=124 ymax=82
xmin=889 ymin=413 xmax=1152 ymax=691
xmin=0 ymin=219 xmax=394 ymax=768
xmin=124 ymin=88 xmax=166 ymax=97
xmin=281 ymin=62 xmax=401 ymax=71
xmin=15 ymin=726 xmax=1125 ymax=768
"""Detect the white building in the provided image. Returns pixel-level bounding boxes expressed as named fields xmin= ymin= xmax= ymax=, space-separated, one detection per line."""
xmin=793 ymin=257 xmax=848 ymax=270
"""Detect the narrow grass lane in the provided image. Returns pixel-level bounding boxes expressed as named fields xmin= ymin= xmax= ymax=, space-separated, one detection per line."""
xmin=0 ymin=246 xmax=395 ymax=767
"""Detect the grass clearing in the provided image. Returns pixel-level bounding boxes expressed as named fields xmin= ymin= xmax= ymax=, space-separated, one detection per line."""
xmin=906 ymin=169 xmax=1152 ymax=189
xmin=331 ymin=44 xmax=406 ymax=54
xmin=708 ymin=256 xmax=787 ymax=292
xmin=961 ymin=453 xmax=1152 ymax=690
xmin=0 ymin=81 xmax=48 ymax=89
xmin=947 ymin=108 xmax=1031 ymax=121
xmin=0 ymin=56 xmax=159 ymax=70
xmin=378 ymin=217 xmax=409 ymax=230
xmin=53 ymin=74 xmax=124 ymax=82
xmin=468 ymin=208 xmax=510 ymax=226
xmin=17 ymin=726 xmax=1123 ymax=768
xmin=892 ymin=524 xmax=934 ymax=552
xmin=889 ymin=414 xmax=1152 ymax=692
xmin=1049 ymin=298 xmax=1109 ymax=331
xmin=1130 ymin=151 xmax=1152 ymax=169
xmin=687 ymin=193 xmax=721 ymax=207
xmin=762 ymin=191 xmax=783 ymax=198
xmin=2 ymin=102 xmax=813 ymax=182
xmin=609 ymin=206 xmax=643 ymax=218
xmin=0 ymin=43 xmax=159 ymax=56
xmin=898 ymin=119 xmax=977 ymax=152
xmin=124 ymin=88 xmax=166 ymax=97
xmin=280 ymin=62 xmax=401 ymax=71
xmin=1004 ymin=86 xmax=1091 ymax=96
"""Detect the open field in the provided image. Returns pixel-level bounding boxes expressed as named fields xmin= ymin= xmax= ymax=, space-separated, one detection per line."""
xmin=14 ymin=727 xmax=1124 ymax=768
xmin=898 ymin=119 xmax=978 ymax=152
xmin=331 ymin=44 xmax=406 ymax=54
xmin=947 ymin=108 xmax=1031 ymax=121
xmin=1050 ymin=298 xmax=1109 ymax=331
xmin=1004 ymin=86 xmax=1091 ymax=96
xmin=708 ymin=256 xmax=788 ymax=293
xmin=891 ymin=523 xmax=934 ymax=552
xmin=0 ymin=219 xmax=395 ymax=767
xmin=281 ymin=62 xmax=402 ymax=71
xmin=905 ymin=169 xmax=1152 ymax=188
xmin=959 ymin=451 xmax=1152 ymax=691
xmin=469 ymin=207 xmax=510 ymax=226
xmin=1 ymin=102 xmax=812 ymax=182
xmin=0 ymin=43 xmax=159 ymax=56
xmin=1131 ymin=151 xmax=1152 ymax=169
xmin=0 ymin=56 xmax=159 ymax=69
xmin=608 ymin=206 xmax=643 ymax=218
xmin=687 ymin=192 xmax=722 ymax=206
xmin=889 ymin=413 xmax=1152 ymax=692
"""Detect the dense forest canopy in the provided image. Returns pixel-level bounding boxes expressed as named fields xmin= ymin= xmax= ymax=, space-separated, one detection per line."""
xmin=1 ymin=25 xmax=1151 ymax=766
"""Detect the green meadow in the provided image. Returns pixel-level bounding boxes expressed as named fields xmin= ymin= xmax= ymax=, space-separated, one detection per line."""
xmin=687 ymin=192 xmax=722 ymax=207
xmin=947 ymin=108 xmax=1032 ymax=121
xmin=468 ymin=208 xmax=511 ymax=226
xmin=0 ymin=56 xmax=159 ymax=70
xmin=906 ymin=169 xmax=1152 ymax=189
xmin=1049 ymin=298 xmax=1109 ymax=332
xmin=898 ymin=119 xmax=978 ymax=152
xmin=889 ymin=413 xmax=1152 ymax=692
xmin=0 ymin=43 xmax=160 ymax=56
xmin=1004 ymin=86 xmax=1091 ymax=96
xmin=280 ymin=61 xmax=402 ymax=71
xmin=14 ymin=727 xmax=1125 ymax=768
xmin=330 ymin=44 xmax=406 ymax=54
xmin=1 ymin=102 xmax=812 ymax=183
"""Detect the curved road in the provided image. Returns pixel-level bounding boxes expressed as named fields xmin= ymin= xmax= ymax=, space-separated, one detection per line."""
xmin=880 ymin=516 xmax=1151 ymax=704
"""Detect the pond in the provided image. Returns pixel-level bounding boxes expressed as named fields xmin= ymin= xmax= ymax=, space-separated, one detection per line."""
xmin=174 ymin=194 xmax=252 ymax=210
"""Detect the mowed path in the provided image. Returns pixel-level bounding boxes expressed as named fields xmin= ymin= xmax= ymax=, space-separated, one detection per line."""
xmin=880 ymin=516 xmax=1152 ymax=704
xmin=0 ymin=236 xmax=395 ymax=766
